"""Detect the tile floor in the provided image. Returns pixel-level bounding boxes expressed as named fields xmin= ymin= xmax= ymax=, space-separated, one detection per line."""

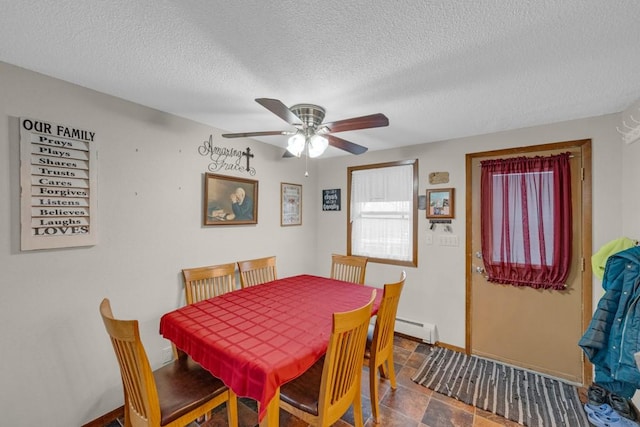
xmin=107 ymin=336 xmax=576 ymax=426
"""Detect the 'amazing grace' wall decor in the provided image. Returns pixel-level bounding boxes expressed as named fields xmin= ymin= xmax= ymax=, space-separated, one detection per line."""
xmin=198 ymin=134 xmax=257 ymax=176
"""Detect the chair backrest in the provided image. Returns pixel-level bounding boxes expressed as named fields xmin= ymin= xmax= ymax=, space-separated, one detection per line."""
xmin=99 ymin=298 xmax=161 ymax=426
xmin=318 ymin=290 xmax=376 ymax=423
xmin=182 ymin=263 xmax=236 ymax=304
xmin=237 ymin=256 xmax=277 ymax=288
xmin=330 ymin=254 xmax=368 ymax=284
xmin=371 ymin=271 xmax=406 ymax=362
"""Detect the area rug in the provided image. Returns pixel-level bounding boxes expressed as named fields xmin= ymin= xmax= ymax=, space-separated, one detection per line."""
xmin=412 ymin=347 xmax=589 ymax=427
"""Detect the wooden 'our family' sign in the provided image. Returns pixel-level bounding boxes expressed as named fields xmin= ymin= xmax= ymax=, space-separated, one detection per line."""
xmin=20 ymin=117 xmax=98 ymax=250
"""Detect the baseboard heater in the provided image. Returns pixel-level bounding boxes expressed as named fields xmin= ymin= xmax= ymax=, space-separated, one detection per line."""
xmin=395 ymin=317 xmax=437 ymax=344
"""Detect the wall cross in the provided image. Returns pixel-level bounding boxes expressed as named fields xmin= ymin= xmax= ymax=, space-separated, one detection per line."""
xmin=242 ymin=147 xmax=254 ymax=172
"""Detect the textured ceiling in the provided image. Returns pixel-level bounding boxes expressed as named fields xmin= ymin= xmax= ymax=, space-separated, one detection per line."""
xmin=2 ymin=0 xmax=640 ymax=156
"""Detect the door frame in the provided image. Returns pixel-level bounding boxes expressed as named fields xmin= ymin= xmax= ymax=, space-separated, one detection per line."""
xmin=464 ymin=139 xmax=593 ymax=385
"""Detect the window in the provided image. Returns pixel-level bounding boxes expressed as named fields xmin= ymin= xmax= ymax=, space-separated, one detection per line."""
xmin=348 ymin=160 xmax=418 ymax=267
xmin=480 ymin=153 xmax=572 ymax=289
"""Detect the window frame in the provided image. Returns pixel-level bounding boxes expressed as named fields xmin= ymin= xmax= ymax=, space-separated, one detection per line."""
xmin=347 ymin=159 xmax=418 ymax=267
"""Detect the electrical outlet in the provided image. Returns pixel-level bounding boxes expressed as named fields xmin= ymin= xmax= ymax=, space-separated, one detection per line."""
xmin=438 ymin=235 xmax=460 ymax=246
xmin=161 ymin=347 xmax=174 ymax=364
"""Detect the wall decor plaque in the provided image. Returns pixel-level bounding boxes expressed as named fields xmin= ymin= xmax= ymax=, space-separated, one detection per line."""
xmin=428 ymin=171 xmax=449 ymax=184
xmin=20 ymin=117 xmax=98 ymax=250
xmin=281 ymin=182 xmax=302 ymax=226
xmin=322 ymin=189 xmax=341 ymax=211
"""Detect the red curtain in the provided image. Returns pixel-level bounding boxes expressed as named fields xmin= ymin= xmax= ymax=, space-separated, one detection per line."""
xmin=480 ymin=153 xmax=572 ymax=290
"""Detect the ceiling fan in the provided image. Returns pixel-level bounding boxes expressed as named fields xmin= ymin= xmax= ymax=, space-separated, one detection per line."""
xmin=221 ymin=98 xmax=389 ymax=158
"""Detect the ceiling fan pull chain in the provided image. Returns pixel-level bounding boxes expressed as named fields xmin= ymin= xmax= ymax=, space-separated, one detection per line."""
xmin=305 ymin=145 xmax=309 ymax=177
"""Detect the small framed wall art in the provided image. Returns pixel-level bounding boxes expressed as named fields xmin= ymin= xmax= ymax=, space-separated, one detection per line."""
xmin=426 ymin=188 xmax=455 ymax=219
xmin=204 ymin=173 xmax=258 ymax=225
xmin=281 ymin=182 xmax=302 ymax=226
xmin=322 ymin=189 xmax=341 ymax=211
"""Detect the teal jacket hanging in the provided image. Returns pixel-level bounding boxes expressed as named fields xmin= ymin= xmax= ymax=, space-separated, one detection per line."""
xmin=579 ymin=245 xmax=640 ymax=397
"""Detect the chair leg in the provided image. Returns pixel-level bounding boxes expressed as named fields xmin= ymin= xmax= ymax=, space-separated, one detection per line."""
xmin=378 ymin=361 xmax=389 ymax=379
xmin=354 ymin=388 xmax=365 ymax=427
xmin=387 ymin=354 xmax=397 ymax=389
xmin=227 ymin=390 xmax=238 ymax=427
xmin=123 ymin=395 xmax=132 ymax=427
xmin=369 ymin=360 xmax=381 ymax=423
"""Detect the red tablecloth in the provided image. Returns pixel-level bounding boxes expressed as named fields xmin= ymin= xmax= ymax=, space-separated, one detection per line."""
xmin=159 ymin=274 xmax=381 ymax=420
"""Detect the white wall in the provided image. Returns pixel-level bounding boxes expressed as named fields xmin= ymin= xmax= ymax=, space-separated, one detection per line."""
xmin=0 ymin=61 xmax=635 ymax=426
xmin=0 ymin=62 xmax=320 ymax=426
xmin=314 ymin=114 xmax=624 ymax=348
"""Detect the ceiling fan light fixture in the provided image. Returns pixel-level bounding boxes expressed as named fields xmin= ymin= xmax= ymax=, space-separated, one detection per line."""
xmin=223 ymin=98 xmax=386 ymax=159
xmin=286 ymin=133 xmax=305 ymax=157
xmin=308 ymin=134 xmax=328 ymax=158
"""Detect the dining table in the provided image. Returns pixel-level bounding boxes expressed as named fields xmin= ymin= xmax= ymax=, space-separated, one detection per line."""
xmin=159 ymin=274 xmax=382 ymax=426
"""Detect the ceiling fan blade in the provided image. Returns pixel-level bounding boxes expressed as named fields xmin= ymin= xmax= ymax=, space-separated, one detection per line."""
xmin=255 ymin=98 xmax=302 ymax=126
xmin=282 ymin=150 xmax=295 ymax=158
xmin=321 ymin=113 xmax=389 ymax=133
xmin=222 ymin=130 xmax=291 ymax=138
xmin=327 ymin=134 xmax=368 ymax=155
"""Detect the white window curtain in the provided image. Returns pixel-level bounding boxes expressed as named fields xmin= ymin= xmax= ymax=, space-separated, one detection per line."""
xmin=350 ymin=164 xmax=413 ymax=261
xmin=491 ymin=171 xmax=555 ymax=266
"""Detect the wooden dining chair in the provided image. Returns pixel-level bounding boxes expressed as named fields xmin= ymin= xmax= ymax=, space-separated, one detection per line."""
xmin=182 ymin=262 xmax=237 ymax=305
xmin=237 ymin=256 xmax=277 ymax=288
xmin=99 ymin=298 xmax=238 ymax=427
xmin=279 ymin=290 xmax=376 ymax=427
xmin=366 ymin=271 xmax=406 ymax=423
xmin=330 ymin=253 xmax=368 ymax=284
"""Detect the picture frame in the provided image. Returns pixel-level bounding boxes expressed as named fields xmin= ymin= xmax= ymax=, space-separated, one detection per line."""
xmin=204 ymin=173 xmax=258 ymax=225
xmin=322 ymin=189 xmax=341 ymax=211
xmin=426 ymin=188 xmax=455 ymax=219
xmin=281 ymin=182 xmax=302 ymax=226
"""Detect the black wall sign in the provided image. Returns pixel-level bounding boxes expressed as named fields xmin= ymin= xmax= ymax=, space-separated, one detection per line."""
xmin=322 ymin=189 xmax=341 ymax=211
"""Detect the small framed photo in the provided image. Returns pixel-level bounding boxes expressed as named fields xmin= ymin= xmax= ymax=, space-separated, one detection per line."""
xmin=281 ymin=182 xmax=302 ymax=226
xmin=204 ymin=173 xmax=258 ymax=225
xmin=426 ymin=188 xmax=454 ymax=219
